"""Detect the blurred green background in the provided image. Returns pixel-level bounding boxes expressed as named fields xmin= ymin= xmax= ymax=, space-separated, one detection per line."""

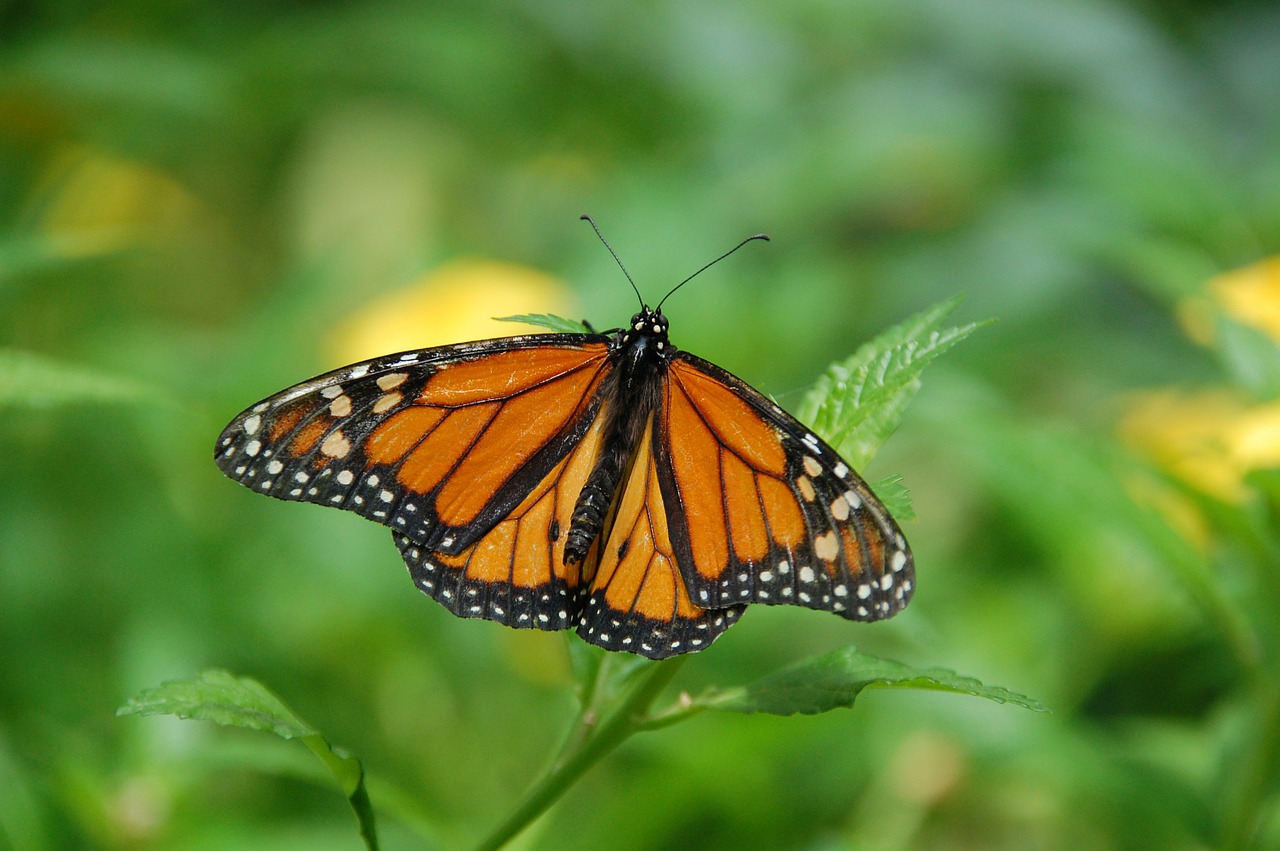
xmin=4 ymin=0 xmax=1280 ymax=848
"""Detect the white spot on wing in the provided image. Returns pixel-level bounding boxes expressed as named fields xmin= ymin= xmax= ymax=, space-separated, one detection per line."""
xmin=377 ymin=372 xmax=409 ymax=390
xmin=797 ymin=476 xmax=816 ymax=502
xmin=320 ymin=430 xmax=351 ymax=458
xmin=814 ymin=531 xmax=839 ymax=561
xmin=830 ymin=497 xmax=850 ymax=521
xmin=373 ymin=391 xmax=403 ymax=414
xmin=329 ymin=395 xmax=352 ymax=417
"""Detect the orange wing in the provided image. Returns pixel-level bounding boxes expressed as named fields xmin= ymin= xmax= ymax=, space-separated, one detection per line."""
xmin=577 ymin=417 xmax=743 ymax=657
xmin=394 ymin=403 xmax=611 ymax=630
xmin=655 ymin=353 xmax=913 ymax=622
xmin=214 ymin=336 xmax=613 ymax=555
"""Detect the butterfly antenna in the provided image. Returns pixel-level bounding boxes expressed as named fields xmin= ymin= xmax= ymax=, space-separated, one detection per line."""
xmin=657 ymin=232 xmax=770 ymax=310
xmin=581 ymin=214 xmax=645 ymax=309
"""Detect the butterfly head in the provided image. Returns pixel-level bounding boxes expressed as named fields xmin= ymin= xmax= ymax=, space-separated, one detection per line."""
xmin=621 ymin=306 xmax=670 ymax=350
xmin=629 ymin=306 xmax=667 ymax=337
xmin=615 ymin=306 xmax=672 ymax=372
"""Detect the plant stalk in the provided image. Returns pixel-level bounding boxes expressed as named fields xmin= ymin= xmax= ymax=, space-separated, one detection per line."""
xmin=472 ymin=656 xmax=686 ymax=851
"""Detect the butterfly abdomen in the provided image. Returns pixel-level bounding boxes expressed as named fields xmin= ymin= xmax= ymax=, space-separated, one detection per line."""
xmin=563 ymin=447 xmax=625 ymax=565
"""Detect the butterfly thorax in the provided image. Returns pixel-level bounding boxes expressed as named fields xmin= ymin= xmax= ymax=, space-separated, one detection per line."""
xmin=563 ymin=307 xmax=672 ymax=565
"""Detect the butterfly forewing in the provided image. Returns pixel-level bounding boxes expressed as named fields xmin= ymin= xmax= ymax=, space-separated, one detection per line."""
xmin=657 ymin=354 xmax=914 ymax=620
xmin=214 ymin=335 xmax=612 ymax=553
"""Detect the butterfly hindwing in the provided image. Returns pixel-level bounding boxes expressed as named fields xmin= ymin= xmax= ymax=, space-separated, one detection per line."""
xmin=393 ymin=402 xmax=613 ymax=631
xmin=656 ymin=353 xmax=914 ymax=621
xmin=214 ymin=335 xmax=613 ymax=554
xmin=577 ymin=416 xmax=744 ymax=658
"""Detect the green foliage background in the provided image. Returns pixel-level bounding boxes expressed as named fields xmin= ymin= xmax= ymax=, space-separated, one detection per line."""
xmin=3 ymin=1 xmax=1279 ymax=848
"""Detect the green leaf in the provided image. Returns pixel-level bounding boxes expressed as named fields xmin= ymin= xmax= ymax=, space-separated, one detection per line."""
xmin=696 ymin=646 xmax=1048 ymax=716
xmin=797 ymin=296 xmax=989 ymax=469
xmin=119 ymin=670 xmax=379 ymax=850
xmin=870 ymin=474 xmax=914 ymax=522
xmin=0 ymin=349 xmax=163 ymax=409
xmin=117 ymin=669 xmax=309 ymax=737
xmin=495 ymin=313 xmax=594 ymax=333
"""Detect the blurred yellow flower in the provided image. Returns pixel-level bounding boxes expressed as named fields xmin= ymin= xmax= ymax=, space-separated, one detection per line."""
xmin=331 ymin=259 xmax=579 ymax=365
xmin=1119 ymin=389 xmax=1280 ymax=502
xmin=1179 ymin=255 xmax=1280 ymax=345
xmin=1212 ymin=256 xmax=1280 ymax=341
xmin=33 ymin=145 xmax=202 ymax=256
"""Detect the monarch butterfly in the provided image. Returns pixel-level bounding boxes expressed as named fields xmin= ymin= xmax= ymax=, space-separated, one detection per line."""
xmin=214 ymin=219 xmax=913 ymax=659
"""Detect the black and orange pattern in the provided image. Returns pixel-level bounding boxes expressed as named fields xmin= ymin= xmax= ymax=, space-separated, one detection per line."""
xmin=215 ymin=307 xmax=913 ymax=659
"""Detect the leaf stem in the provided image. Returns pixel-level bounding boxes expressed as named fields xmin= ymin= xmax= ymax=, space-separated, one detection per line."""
xmin=473 ymin=656 xmax=686 ymax=851
xmin=549 ymin=652 xmax=614 ymax=770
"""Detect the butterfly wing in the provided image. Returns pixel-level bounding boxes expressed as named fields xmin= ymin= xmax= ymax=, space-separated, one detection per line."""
xmin=214 ymin=335 xmax=614 ymax=555
xmin=655 ymin=353 xmax=914 ymax=621
xmin=393 ymin=401 xmax=613 ymax=631
xmin=577 ymin=416 xmax=744 ymax=658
